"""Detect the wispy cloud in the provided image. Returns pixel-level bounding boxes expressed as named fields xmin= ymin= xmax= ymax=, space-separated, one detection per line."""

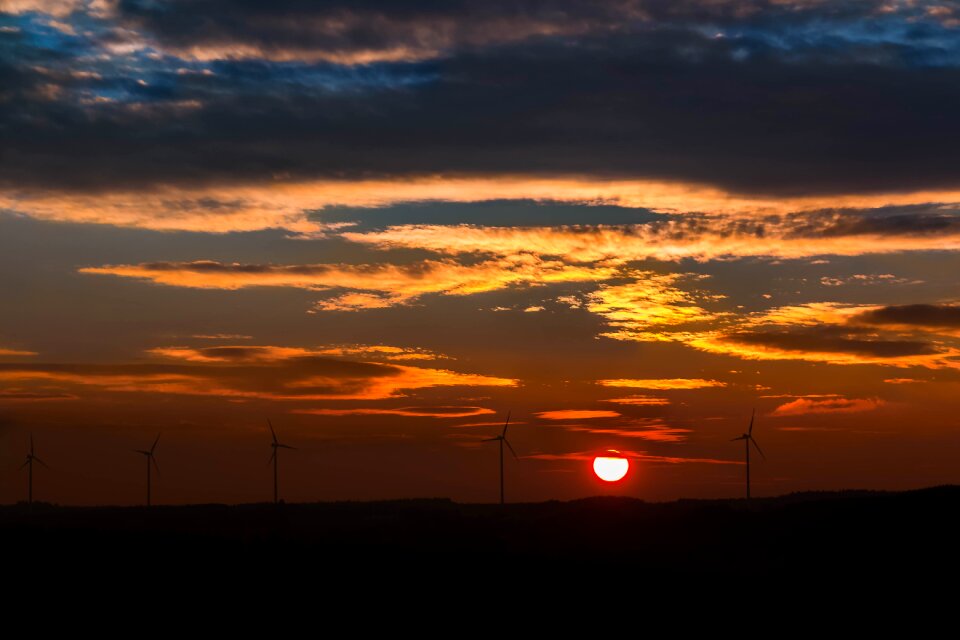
xmin=294 ymin=406 xmax=494 ymax=418
xmin=536 ymin=409 xmax=621 ymax=420
xmin=770 ymin=397 xmax=886 ymax=417
xmin=0 ymin=348 xmax=37 ymax=357
xmin=148 ymin=343 xmax=445 ymax=363
xmin=0 ymin=356 xmax=516 ymax=403
xmin=527 ymin=450 xmax=739 ymax=465
xmin=80 ymin=257 xmax=619 ymax=308
xmin=560 ymin=420 xmax=692 ymax=443
xmin=601 ymin=395 xmax=670 ymax=406
xmin=597 ymin=378 xmax=726 ymax=390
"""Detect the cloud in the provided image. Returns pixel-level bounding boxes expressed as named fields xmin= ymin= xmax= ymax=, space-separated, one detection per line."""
xmin=536 ymin=410 xmax=621 ymax=420
xmin=114 ymin=0 xmax=640 ymax=64
xmin=853 ymin=304 xmax=960 ymax=331
xmin=294 ymin=406 xmax=494 ymax=418
xmin=820 ymin=274 xmax=921 ymax=287
xmin=104 ymin=1 xmax=960 ymax=64
xmin=587 ymin=274 xmax=727 ymax=340
xmin=1 ymin=1 xmax=86 ymax=17
xmin=527 ymin=450 xmax=739 ymax=465
xmin=0 ymin=347 xmax=37 ymax=357
xmin=770 ymin=397 xmax=886 ymax=417
xmin=148 ymin=343 xmax=445 ymax=363
xmin=597 ymin=378 xmax=725 ymax=390
xmin=0 ymin=390 xmax=76 ymax=401
xmin=6 ymin=8 xmax=960 ymax=213
xmin=148 ymin=345 xmax=319 ymax=363
xmin=883 ymin=378 xmax=924 ymax=385
xmin=601 ymin=395 xmax=670 ymax=406
xmin=0 ymin=356 xmax=516 ymax=402
xmin=80 ymin=257 xmax=619 ymax=306
xmin=340 ymin=210 xmax=960 ymax=264
xmin=560 ymin=419 xmax=692 ymax=443
xmin=682 ymin=302 xmax=960 ymax=367
xmin=6 ymin=181 xmax=960 ymax=237
xmin=312 ymin=293 xmax=398 ymax=312
xmin=717 ymin=328 xmax=939 ymax=358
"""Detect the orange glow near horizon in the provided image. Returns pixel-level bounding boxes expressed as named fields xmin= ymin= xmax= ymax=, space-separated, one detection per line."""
xmin=593 ymin=451 xmax=630 ymax=482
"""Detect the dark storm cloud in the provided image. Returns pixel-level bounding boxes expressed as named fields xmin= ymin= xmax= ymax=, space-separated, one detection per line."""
xmin=724 ymin=327 xmax=940 ymax=358
xmin=854 ymin=304 xmax=960 ymax=329
xmin=2 ymin=2 xmax=960 ymax=196
xmin=114 ymin=0 xmax=957 ymax=60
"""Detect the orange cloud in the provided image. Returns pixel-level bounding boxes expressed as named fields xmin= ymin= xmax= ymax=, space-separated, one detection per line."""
xmin=0 ymin=390 xmax=77 ymax=401
xmin=80 ymin=257 xmax=619 ymax=307
xmin=884 ymin=378 xmax=924 ymax=384
xmin=0 ymin=348 xmax=37 ymax=357
xmin=286 ymin=365 xmax=517 ymax=400
xmin=587 ymin=274 xmax=726 ymax=340
xmin=527 ymin=450 xmax=739 ymax=465
xmin=148 ymin=343 xmax=445 ymax=363
xmin=681 ymin=303 xmax=960 ymax=368
xmin=1 ymin=1 xmax=84 ymax=17
xmin=597 ymin=378 xmax=726 ymax=390
xmin=295 ymin=406 xmax=495 ymax=418
xmin=0 ymin=357 xmax=516 ymax=403
xmin=8 ymin=176 xmax=960 ymax=234
xmin=769 ymin=397 xmax=886 ymax=417
xmin=312 ymin=293 xmax=398 ymax=312
xmin=560 ymin=420 xmax=692 ymax=443
xmin=451 ymin=420 xmax=526 ymax=428
xmin=602 ymin=395 xmax=670 ymax=406
xmin=536 ymin=410 xmax=621 ymax=420
xmin=148 ymin=345 xmax=317 ymax=363
xmin=341 ymin=209 xmax=960 ymax=262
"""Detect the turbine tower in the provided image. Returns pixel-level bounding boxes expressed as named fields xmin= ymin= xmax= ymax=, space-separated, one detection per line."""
xmin=483 ymin=411 xmax=517 ymax=505
xmin=731 ymin=409 xmax=765 ymax=500
xmin=268 ymin=419 xmax=297 ymax=504
xmin=21 ymin=434 xmax=48 ymax=506
xmin=134 ymin=433 xmax=161 ymax=507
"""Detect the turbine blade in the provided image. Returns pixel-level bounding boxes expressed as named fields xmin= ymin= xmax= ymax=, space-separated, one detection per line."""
xmin=34 ymin=456 xmax=49 ymax=469
xmin=151 ymin=455 xmax=161 ymax=476
xmin=20 ymin=458 xmax=30 ymax=470
xmin=730 ymin=436 xmax=746 ymax=441
xmin=750 ymin=437 xmax=766 ymax=460
xmin=481 ymin=437 xmax=499 ymax=442
xmin=748 ymin=409 xmax=755 ymax=436
xmin=267 ymin=451 xmax=276 ymax=466
xmin=150 ymin=433 xmax=161 ymax=454
xmin=502 ymin=410 xmax=511 ymax=437
xmin=268 ymin=419 xmax=278 ymax=445
xmin=504 ymin=438 xmax=518 ymax=459
xmin=278 ymin=444 xmax=297 ymax=450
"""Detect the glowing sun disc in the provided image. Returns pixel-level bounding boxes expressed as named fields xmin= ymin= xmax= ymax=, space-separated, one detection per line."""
xmin=593 ymin=452 xmax=629 ymax=482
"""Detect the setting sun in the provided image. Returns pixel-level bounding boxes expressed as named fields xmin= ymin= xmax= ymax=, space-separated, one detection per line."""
xmin=593 ymin=451 xmax=630 ymax=482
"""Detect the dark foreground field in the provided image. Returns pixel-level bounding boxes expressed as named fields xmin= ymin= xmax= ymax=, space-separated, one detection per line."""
xmin=3 ymin=486 xmax=958 ymax=593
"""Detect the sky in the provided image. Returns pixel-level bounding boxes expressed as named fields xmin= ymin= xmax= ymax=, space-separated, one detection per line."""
xmin=2 ymin=0 xmax=960 ymax=505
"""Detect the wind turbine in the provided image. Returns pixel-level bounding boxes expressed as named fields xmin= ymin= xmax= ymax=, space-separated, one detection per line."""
xmin=134 ymin=433 xmax=161 ymax=507
xmin=21 ymin=434 xmax=48 ymax=507
xmin=731 ymin=409 xmax=765 ymax=500
xmin=268 ymin=419 xmax=297 ymax=504
xmin=483 ymin=411 xmax=517 ymax=505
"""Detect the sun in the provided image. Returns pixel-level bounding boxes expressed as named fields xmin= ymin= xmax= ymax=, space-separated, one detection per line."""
xmin=593 ymin=451 xmax=629 ymax=482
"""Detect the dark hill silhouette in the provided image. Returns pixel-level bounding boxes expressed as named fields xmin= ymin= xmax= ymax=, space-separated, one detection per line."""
xmin=2 ymin=487 xmax=957 ymax=606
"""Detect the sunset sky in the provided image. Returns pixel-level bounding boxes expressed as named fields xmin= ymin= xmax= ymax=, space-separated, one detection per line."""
xmin=2 ymin=0 xmax=960 ymax=505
